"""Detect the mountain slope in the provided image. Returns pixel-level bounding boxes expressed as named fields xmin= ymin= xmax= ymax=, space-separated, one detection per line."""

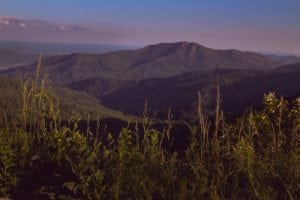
xmin=100 ymin=69 xmax=259 ymax=119
xmin=2 ymin=42 xmax=279 ymax=85
xmin=67 ymin=77 xmax=137 ymax=97
xmin=0 ymin=75 xmax=126 ymax=120
xmin=100 ymin=63 xmax=300 ymax=121
xmin=221 ymin=63 xmax=300 ymax=116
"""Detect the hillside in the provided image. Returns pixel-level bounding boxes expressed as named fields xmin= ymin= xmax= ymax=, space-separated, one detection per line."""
xmin=2 ymin=42 xmax=279 ymax=85
xmin=0 ymin=75 xmax=127 ymax=120
xmin=221 ymin=62 xmax=300 ymax=116
xmin=100 ymin=63 xmax=300 ymax=121
xmin=67 ymin=77 xmax=137 ymax=97
xmin=99 ymin=69 xmax=259 ymax=120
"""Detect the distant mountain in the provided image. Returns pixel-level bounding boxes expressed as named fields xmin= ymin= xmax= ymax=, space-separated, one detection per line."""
xmin=265 ymin=54 xmax=300 ymax=65
xmin=2 ymin=42 xmax=287 ymax=121
xmin=3 ymin=42 xmax=279 ymax=85
xmin=0 ymin=49 xmax=37 ymax=70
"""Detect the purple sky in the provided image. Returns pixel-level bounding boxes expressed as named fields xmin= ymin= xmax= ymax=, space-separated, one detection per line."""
xmin=0 ymin=0 xmax=300 ymax=54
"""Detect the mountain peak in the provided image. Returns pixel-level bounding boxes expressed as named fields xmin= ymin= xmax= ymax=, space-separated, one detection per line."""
xmin=2 ymin=41 xmax=279 ymax=84
xmin=143 ymin=41 xmax=206 ymax=50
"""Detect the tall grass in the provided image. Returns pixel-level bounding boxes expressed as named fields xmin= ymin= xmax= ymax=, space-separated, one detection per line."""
xmin=0 ymin=59 xmax=299 ymax=199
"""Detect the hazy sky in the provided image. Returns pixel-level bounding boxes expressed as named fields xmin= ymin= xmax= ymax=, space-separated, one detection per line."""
xmin=0 ymin=0 xmax=300 ymax=54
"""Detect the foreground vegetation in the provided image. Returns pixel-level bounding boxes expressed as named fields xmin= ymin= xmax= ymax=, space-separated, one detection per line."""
xmin=0 ymin=63 xmax=299 ymax=199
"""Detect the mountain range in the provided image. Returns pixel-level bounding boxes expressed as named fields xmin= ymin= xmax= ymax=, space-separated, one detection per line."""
xmin=3 ymin=42 xmax=279 ymax=82
xmin=1 ymin=41 xmax=300 ymax=121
